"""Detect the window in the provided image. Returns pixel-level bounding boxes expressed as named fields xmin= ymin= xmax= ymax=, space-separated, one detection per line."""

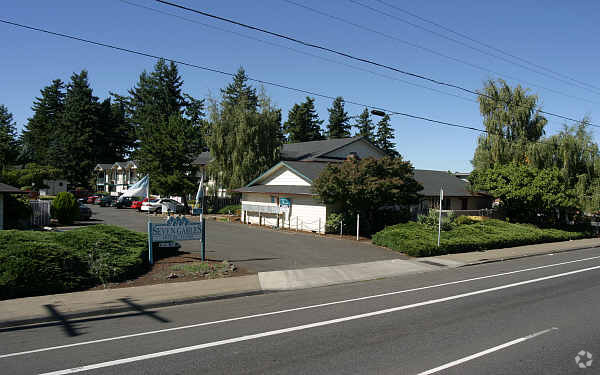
xmin=58 ymin=182 xmax=63 ymax=187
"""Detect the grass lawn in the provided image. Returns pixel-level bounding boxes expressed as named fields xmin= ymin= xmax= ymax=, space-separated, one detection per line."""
xmin=0 ymin=225 xmax=148 ymax=299
xmin=372 ymin=219 xmax=592 ymax=257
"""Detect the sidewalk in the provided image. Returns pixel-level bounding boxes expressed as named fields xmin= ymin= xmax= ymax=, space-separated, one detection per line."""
xmin=1 ymin=238 xmax=598 ymax=328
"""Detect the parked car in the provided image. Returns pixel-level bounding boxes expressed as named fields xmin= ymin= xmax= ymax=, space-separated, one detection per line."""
xmin=98 ymin=195 xmax=116 ymax=207
xmin=132 ymin=197 xmax=149 ymax=211
xmin=87 ymin=195 xmax=99 ymax=204
xmin=78 ymin=202 xmax=92 ymax=220
xmin=115 ymin=196 xmax=139 ymax=209
xmin=141 ymin=198 xmax=184 ymax=214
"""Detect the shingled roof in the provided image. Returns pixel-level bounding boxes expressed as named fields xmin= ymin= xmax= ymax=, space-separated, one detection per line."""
xmin=280 ymin=137 xmax=363 ymax=161
xmin=0 ymin=183 xmax=27 ymax=194
xmin=413 ymin=169 xmax=486 ymax=197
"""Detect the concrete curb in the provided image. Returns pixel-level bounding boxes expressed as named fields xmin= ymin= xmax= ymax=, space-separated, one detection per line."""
xmin=455 ymin=244 xmax=600 ymax=267
xmin=0 ymin=290 xmax=264 ymax=329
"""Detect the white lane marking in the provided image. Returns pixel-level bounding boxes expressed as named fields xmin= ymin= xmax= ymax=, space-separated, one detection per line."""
xmin=2 ymin=254 xmax=599 ymax=360
xmin=416 ymin=327 xmax=558 ymax=375
xmin=39 ymin=264 xmax=600 ymax=374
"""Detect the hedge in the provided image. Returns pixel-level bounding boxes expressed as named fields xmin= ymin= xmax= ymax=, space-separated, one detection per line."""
xmin=0 ymin=225 xmax=148 ymax=299
xmin=372 ymin=219 xmax=592 ymax=257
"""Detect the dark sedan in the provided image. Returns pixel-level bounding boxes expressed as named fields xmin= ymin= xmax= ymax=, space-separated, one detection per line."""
xmin=78 ymin=202 xmax=92 ymax=220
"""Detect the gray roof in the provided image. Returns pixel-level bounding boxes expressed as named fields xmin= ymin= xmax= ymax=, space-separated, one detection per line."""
xmin=95 ymin=163 xmax=113 ymax=170
xmin=283 ymin=161 xmax=329 ymax=182
xmin=281 ymin=136 xmax=367 ymax=161
xmin=413 ymin=169 xmax=485 ymax=197
xmin=192 ymin=151 xmax=212 ymax=165
xmin=0 ymin=183 xmax=26 ymax=194
xmin=233 ymin=185 xmax=315 ymax=195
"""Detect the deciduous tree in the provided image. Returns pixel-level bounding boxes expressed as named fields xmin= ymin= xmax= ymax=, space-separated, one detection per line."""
xmin=208 ymin=74 xmax=282 ymax=189
xmin=313 ymin=156 xmax=422 ymax=234
xmin=470 ymin=163 xmax=576 ymax=225
xmin=472 ymin=79 xmax=547 ymax=170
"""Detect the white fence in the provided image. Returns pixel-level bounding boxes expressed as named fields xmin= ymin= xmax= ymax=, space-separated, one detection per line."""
xmin=30 ymin=200 xmax=51 ymax=227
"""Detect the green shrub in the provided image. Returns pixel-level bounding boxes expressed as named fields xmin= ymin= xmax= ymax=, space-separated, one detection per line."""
xmin=326 ymin=213 xmax=343 ymax=234
xmin=0 ymin=232 xmax=89 ymax=299
xmin=0 ymin=225 xmax=148 ymax=299
xmin=372 ymin=219 xmax=591 ymax=257
xmin=417 ymin=210 xmax=456 ymax=231
xmin=51 ymin=192 xmax=79 ymax=224
xmin=217 ymin=204 xmax=241 ymax=215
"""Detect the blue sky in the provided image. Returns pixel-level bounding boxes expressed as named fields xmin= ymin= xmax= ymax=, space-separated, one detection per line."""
xmin=2 ymin=0 xmax=599 ymax=172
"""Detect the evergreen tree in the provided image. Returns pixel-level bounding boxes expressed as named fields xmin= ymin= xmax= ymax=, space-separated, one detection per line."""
xmin=93 ymin=97 xmax=135 ymax=163
xmin=0 ymin=105 xmax=19 ymax=171
xmin=354 ymin=108 xmax=375 ymax=141
xmin=472 ymin=79 xmax=547 ymax=170
xmin=208 ymin=73 xmax=282 ymax=190
xmin=52 ymin=70 xmax=98 ymax=186
xmin=127 ymin=59 xmax=204 ymax=207
xmin=283 ymin=96 xmax=324 ymax=143
xmin=375 ymin=114 xmax=398 ymax=157
xmin=221 ymin=67 xmax=258 ymax=111
xmin=21 ymin=79 xmax=65 ymax=164
xmin=327 ymin=97 xmax=351 ymax=138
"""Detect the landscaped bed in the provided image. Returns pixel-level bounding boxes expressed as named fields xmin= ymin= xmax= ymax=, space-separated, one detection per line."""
xmin=0 ymin=225 xmax=250 ymax=299
xmin=0 ymin=225 xmax=148 ymax=299
xmin=372 ymin=219 xmax=593 ymax=257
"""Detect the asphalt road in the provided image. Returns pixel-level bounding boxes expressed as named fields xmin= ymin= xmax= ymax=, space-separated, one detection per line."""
xmin=86 ymin=206 xmax=406 ymax=272
xmin=2 ymin=247 xmax=600 ymax=374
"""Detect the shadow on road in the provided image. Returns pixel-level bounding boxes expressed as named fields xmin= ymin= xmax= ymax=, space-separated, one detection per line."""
xmin=0 ymin=299 xmax=170 ymax=337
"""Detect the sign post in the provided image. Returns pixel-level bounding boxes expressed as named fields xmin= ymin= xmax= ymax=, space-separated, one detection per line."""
xmin=437 ymin=187 xmax=443 ymax=247
xmin=147 ymin=216 xmax=205 ymax=264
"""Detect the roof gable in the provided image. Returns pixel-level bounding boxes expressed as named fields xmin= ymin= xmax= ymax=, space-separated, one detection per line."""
xmin=281 ymin=136 xmax=386 ymax=161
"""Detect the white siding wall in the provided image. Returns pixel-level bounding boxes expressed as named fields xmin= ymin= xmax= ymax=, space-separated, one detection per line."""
xmin=265 ymin=169 xmax=310 ymax=186
xmin=323 ymin=140 xmax=385 ymax=159
xmin=241 ymin=193 xmax=327 ymax=233
xmin=40 ymin=180 xmax=68 ymax=196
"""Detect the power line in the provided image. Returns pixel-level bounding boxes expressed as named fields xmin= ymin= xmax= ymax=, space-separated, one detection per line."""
xmin=0 ymin=18 xmax=481 ymax=132
xmin=117 ymin=0 xmax=475 ymax=104
xmin=0 ymin=18 xmax=594 ymax=152
xmin=281 ymin=0 xmax=599 ymax=106
xmin=372 ymin=0 xmax=600 ymax=94
xmin=155 ymin=0 xmax=599 ymax=128
xmin=348 ymin=0 xmax=600 ymax=97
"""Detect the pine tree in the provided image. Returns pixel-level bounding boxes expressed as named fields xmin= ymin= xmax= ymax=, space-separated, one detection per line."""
xmin=327 ymin=97 xmax=351 ymax=138
xmin=375 ymin=114 xmax=398 ymax=157
xmin=21 ymin=79 xmax=65 ymax=164
xmin=52 ymin=70 xmax=99 ymax=186
xmin=221 ymin=67 xmax=258 ymax=111
xmin=354 ymin=108 xmax=375 ymax=141
xmin=0 ymin=104 xmax=19 ymax=170
xmin=127 ymin=59 xmax=204 ymax=206
xmin=283 ymin=96 xmax=324 ymax=143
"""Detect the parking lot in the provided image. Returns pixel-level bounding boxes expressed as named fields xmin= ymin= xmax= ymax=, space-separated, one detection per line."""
xmin=89 ymin=206 xmax=407 ymax=272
